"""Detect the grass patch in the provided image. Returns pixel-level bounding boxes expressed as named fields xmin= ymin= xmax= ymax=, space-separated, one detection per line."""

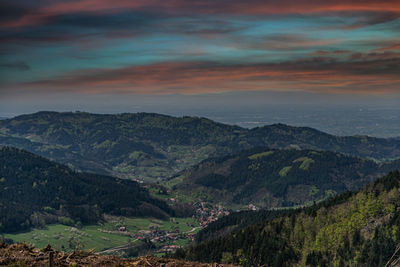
xmin=279 ymin=166 xmax=292 ymax=177
xmin=148 ymin=187 xmax=170 ymax=200
xmin=163 ymin=175 xmax=185 ymax=189
xmin=248 ymin=151 xmax=274 ymax=160
xmin=128 ymin=151 xmax=143 ymax=160
xmin=293 ymin=157 xmax=315 ymax=170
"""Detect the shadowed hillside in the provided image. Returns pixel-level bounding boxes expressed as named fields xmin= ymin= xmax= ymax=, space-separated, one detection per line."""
xmin=172 ymin=147 xmax=400 ymax=207
xmin=0 ymin=147 xmax=173 ymax=233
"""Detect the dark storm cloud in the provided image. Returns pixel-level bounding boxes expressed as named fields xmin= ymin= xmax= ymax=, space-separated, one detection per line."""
xmin=0 ymin=10 xmax=245 ymax=47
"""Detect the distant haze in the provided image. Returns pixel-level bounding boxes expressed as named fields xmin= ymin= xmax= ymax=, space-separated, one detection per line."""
xmin=1 ymin=91 xmax=399 ymax=138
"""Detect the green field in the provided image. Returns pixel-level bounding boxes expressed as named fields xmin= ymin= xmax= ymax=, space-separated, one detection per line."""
xmin=148 ymin=176 xmax=199 ymax=204
xmin=4 ymin=216 xmax=199 ymax=253
xmin=5 ymin=224 xmax=129 ymax=252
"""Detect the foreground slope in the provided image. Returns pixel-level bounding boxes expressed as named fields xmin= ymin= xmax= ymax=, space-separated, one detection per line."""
xmin=173 ymin=147 xmax=400 ymax=207
xmin=0 ymin=147 xmax=173 ymax=233
xmin=0 ymin=243 xmax=239 ymax=267
xmin=181 ymin=171 xmax=400 ymax=266
xmin=0 ymin=111 xmax=399 ymax=181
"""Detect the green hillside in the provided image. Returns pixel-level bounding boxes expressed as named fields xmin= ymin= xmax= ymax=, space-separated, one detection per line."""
xmin=0 ymin=147 xmax=173 ymax=233
xmin=0 ymin=112 xmax=246 ymax=181
xmin=0 ymin=112 xmax=399 ymax=181
xmin=179 ymin=171 xmax=400 ymax=266
xmin=172 ymin=148 xmax=400 ymax=207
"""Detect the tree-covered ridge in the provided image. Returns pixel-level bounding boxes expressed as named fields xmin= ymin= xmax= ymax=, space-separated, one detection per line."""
xmin=173 ymin=147 xmax=400 ymax=207
xmin=0 ymin=146 xmax=173 ymax=233
xmin=248 ymin=124 xmax=400 ymax=161
xmin=0 ymin=111 xmax=246 ymax=181
xmin=0 ymin=111 xmax=399 ymax=181
xmin=195 ymin=209 xmax=289 ymax=243
xmin=180 ymin=171 xmax=400 ymax=266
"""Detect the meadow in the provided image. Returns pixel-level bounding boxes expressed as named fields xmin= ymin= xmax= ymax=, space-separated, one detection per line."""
xmin=4 ymin=216 xmax=199 ymax=253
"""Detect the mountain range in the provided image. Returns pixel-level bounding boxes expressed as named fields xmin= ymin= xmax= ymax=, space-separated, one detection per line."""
xmin=1 ymin=111 xmax=400 ymax=266
xmin=1 ymin=111 xmax=399 ymax=182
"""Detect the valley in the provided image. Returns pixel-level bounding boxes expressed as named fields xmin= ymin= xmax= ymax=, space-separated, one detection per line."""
xmin=4 ymin=216 xmax=199 ymax=256
xmin=0 ymin=112 xmax=399 ymax=266
xmin=2 ymin=1 xmax=399 ymax=265
xmin=3 ymin=201 xmax=231 ymax=257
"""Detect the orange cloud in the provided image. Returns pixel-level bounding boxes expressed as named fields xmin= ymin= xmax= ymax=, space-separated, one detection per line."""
xmin=312 ymin=50 xmax=351 ymax=56
xmin=11 ymin=57 xmax=400 ymax=95
xmin=375 ymin=43 xmax=400 ymax=52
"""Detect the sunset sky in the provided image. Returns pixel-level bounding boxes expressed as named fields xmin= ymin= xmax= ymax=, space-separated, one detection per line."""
xmin=0 ymin=0 xmax=399 ymax=115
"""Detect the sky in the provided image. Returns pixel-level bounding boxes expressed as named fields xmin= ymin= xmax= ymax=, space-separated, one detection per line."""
xmin=0 ymin=0 xmax=399 ymax=118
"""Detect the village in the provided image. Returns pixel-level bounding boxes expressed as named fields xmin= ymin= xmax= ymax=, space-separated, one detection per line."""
xmin=96 ymin=202 xmax=232 ymax=254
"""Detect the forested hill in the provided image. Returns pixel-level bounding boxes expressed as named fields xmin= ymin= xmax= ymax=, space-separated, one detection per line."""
xmin=0 ymin=111 xmax=399 ymax=181
xmin=0 ymin=147 xmax=173 ymax=233
xmin=179 ymin=171 xmax=400 ymax=266
xmin=172 ymin=147 xmax=400 ymax=207
xmin=248 ymin=124 xmax=400 ymax=160
xmin=0 ymin=111 xmax=246 ymax=181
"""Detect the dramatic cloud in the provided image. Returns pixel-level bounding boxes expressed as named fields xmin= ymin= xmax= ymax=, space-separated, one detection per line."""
xmin=9 ymin=53 xmax=399 ymax=95
xmin=375 ymin=43 xmax=400 ymax=52
xmin=0 ymin=0 xmax=399 ymax=96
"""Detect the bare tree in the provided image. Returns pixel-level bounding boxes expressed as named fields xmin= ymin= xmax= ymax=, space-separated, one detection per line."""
xmin=386 ymin=244 xmax=400 ymax=267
